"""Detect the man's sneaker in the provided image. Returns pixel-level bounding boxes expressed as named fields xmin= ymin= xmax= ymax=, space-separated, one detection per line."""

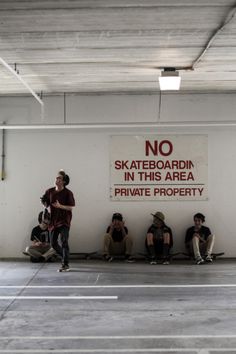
xmin=125 ymin=255 xmax=135 ymax=263
xmin=196 ymin=257 xmax=204 ymax=265
xmin=103 ymin=255 xmax=113 ymax=262
xmin=58 ymin=264 xmax=70 ymax=272
xmin=162 ymin=260 xmax=170 ymax=265
xmin=22 ymin=251 xmax=30 ymax=256
xmin=150 ymin=258 xmax=157 ymax=265
xmin=103 ymin=254 xmax=112 ymax=262
xmin=205 ymin=255 xmax=213 ymax=263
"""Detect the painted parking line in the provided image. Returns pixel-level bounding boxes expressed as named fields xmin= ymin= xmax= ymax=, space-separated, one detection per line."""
xmin=1 ymin=284 xmax=236 ymax=288
xmin=1 ymin=335 xmax=236 ymax=339
xmin=0 ymin=296 xmax=118 ymax=300
xmin=0 ymin=349 xmax=235 ymax=353
xmin=0 ymin=336 xmax=236 ymax=353
xmin=0 ymin=350 xmax=198 ymax=353
xmin=0 ymin=350 xmax=217 ymax=353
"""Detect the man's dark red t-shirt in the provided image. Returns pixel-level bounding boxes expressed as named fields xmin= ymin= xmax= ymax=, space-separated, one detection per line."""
xmin=43 ymin=187 xmax=75 ymax=230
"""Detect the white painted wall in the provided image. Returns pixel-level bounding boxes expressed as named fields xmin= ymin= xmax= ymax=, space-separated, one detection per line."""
xmin=0 ymin=93 xmax=236 ymax=257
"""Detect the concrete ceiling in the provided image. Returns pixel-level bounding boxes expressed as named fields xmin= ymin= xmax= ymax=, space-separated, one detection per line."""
xmin=1 ymin=0 xmax=236 ymax=95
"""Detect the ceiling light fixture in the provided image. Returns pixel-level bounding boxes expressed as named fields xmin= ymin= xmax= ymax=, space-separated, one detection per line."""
xmin=159 ymin=68 xmax=181 ymax=91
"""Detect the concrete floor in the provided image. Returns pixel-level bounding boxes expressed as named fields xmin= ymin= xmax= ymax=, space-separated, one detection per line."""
xmin=0 ymin=259 xmax=236 ymax=354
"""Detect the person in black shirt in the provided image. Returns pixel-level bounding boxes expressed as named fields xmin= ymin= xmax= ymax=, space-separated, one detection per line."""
xmin=145 ymin=211 xmax=173 ymax=265
xmin=185 ymin=212 xmax=215 ymax=264
xmin=24 ymin=211 xmax=56 ymax=262
xmin=103 ymin=213 xmax=134 ymax=262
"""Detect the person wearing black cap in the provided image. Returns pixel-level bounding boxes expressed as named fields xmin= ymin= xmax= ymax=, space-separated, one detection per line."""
xmin=103 ymin=213 xmax=134 ymax=262
xmin=41 ymin=170 xmax=75 ymax=272
xmin=185 ymin=213 xmax=215 ymax=265
xmin=145 ymin=211 xmax=173 ymax=265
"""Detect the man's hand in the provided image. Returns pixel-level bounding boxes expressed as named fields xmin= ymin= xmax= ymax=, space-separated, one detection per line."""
xmin=52 ymin=200 xmax=61 ymax=209
xmin=52 ymin=200 xmax=73 ymax=211
xmin=110 ymin=221 xmax=115 ymax=231
xmin=34 ymin=241 xmax=42 ymax=247
xmin=193 ymin=232 xmax=205 ymax=243
xmin=120 ymin=220 xmax=125 ymax=229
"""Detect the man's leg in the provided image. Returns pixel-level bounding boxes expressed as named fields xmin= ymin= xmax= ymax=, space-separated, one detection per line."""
xmin=42 ymin=246 xmax=56 ymax=261
xmin=103 ymin=234 xmax=114 ymax=261
xmin=192 ymin=236 xmax=204 ymax=264
xmin=146 ymin=233 xmax=157 ymax=264
xmin=26 ymin=245 xmax=44 ymax=260
xmin=60 ymin=226 xmax=70 ymax=266
xmin=124 ymin=235 xmax=133 ymax=256
xmin=162 ymin=232 xmax=171 ymax=264
xmin=51 ymin=228 xmax=62 ymax=258
xmin=204 ymin=234 xmax=215 ymax=262
xmin=123 ymin=235 xmax=135 ymax=262
xmin=103 ymin=233 xmax=112 ymax=255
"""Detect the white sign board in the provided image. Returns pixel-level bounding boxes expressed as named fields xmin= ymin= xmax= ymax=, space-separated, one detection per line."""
xmin=110 ymin=135 xmax=208 ymax=201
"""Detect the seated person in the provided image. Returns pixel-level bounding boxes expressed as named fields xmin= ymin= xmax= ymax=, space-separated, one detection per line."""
xmin=145 ymin=211 xmax=173 ymax=265
xmin=185 ymin=212 xmax=215 ymax=264
xmin=24 ymin=211 xmax=56 ymax=262
xmin=103 ymin=212 xmax=134 ymax=262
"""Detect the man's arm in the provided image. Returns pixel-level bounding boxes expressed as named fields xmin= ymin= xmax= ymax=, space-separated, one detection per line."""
xmin=52 ymin=200 xmax=73 ymax=211
xmin=120 ymin=222 xmax=128 ymax=237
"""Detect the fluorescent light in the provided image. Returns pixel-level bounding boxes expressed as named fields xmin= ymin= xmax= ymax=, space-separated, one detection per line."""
xmin=159 ymin=69 xmax=181 ymax=91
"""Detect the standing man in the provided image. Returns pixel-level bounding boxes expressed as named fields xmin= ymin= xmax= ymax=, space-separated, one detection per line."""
xmin=41 ymin=170 xmax=75 ymax=272
xmin=185 ymin=212 xmax=215 ymax=265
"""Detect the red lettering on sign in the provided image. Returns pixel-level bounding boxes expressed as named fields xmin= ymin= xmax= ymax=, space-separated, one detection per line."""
xmin=145 ymin=140 xmax=173 ymax=156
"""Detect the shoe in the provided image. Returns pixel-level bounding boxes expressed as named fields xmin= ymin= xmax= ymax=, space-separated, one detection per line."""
xmin=162 ymin=260 xmax=170 ymax=265
xmin=150 ymin=258 xmax=157 ymax=265
xmin=125 ymin=255 xmax=135 ymax=263
xmin=22 ymin=251 xmax=30 ymax=256
xmin=205 ymin=255 xmax=213 ymax=263
xmin=103 ymin=255 xmax=113 ymax=262
xmin=58 ymin=264 xmax=70 ymax=272
xmin=196 ymin=257 xmax=204 ymax=265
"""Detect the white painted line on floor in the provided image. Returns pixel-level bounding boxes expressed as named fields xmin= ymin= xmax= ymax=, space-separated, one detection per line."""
xmin=1 ymin=284 xmax=236 ymax=288
xmin=0 ymin=335 xmax=236 ymax=339
xmin=0 ymin=296 xmax=118 ymax=300
xmin=0 ymin=349 xmax=235 ymax=353
xmin=0 ymin=350 xmax=197 ymax=353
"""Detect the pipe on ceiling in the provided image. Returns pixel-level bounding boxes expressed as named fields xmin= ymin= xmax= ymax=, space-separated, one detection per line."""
xmin=0 ymin=57 xmax=44 ymax=108
xmin=0 ymin=121 xmax=236 ymax=130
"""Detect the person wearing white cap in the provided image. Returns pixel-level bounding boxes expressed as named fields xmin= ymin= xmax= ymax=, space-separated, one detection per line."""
xmin=145 ymin=211 xmax=173 ymax=265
